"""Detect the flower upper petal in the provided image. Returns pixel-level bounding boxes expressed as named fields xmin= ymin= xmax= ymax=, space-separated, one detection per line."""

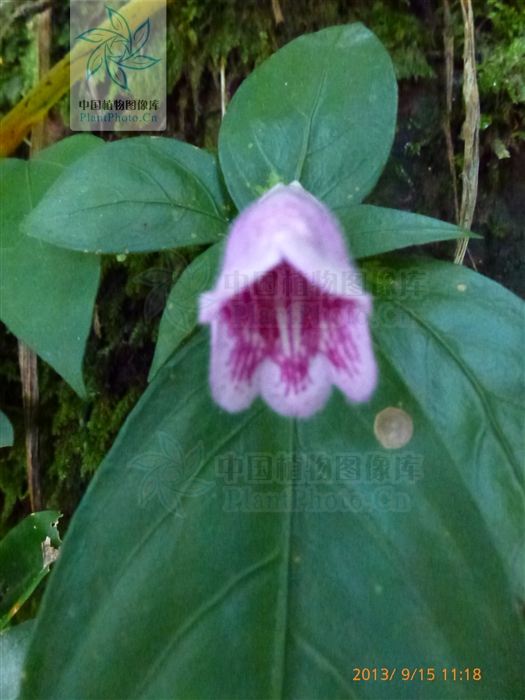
xmin=211 ymin=182 xmax=361 ymax=301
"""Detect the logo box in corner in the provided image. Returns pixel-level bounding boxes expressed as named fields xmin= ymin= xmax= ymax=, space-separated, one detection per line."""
xmin=70 ymin=0 xmax=166 ymax=132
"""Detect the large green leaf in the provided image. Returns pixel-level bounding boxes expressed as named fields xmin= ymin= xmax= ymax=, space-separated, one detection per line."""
xmin=21 ymin=137 xmax=233 ymax=253
xmin=0 ymin=620 xmax=36 ymax=700
xmin=148 ymin=208 xmax=474 ymax=382
xmin=0 ymin=512 xmax=60 ymax=629
xmin=0 ymin=136 xmax=103 ymax=397
xmin=0 ymin=411 xmax=14 ymax=448
xmin=20 ymin=261 xmax=524 ymax=698
xmin=219 ymin=24 xmax=397 ymax=211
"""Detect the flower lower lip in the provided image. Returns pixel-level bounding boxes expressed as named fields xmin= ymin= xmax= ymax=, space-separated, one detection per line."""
xmin=222 ymin=262 xmax=363 ymax=395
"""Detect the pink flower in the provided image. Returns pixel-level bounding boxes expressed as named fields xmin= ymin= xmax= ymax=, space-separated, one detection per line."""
xmin=199 ymin=182 xmax=378 ymax=417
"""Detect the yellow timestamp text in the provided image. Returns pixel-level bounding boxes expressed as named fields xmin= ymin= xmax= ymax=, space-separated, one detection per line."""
xmin=352 ymin=668 xmax=482 ymax=681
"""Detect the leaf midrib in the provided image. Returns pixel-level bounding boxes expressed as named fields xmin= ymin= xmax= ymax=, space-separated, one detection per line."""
xmin=294 ymin=28 xmax=341 ymax=183
xmin=270 ymin=418 xmax=296 ymax=699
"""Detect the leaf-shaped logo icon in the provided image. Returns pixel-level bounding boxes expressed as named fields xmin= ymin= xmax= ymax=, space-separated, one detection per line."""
xmin=86 ymin=43 xmax=105 ymax=80
xmin=128 ymin=435 xmax=214 ymax=517
xmin=135 ymin=268 xmax=173 ymax=286
xmin=104 ymin=43 xmax=128 ymax=90
xmin=144 ymin=286 xmax=170 ymax=321
xmin=107 ymin=35 xmax=129 ymax=61
xmin=107 ymin=7 xmax=132 ymax=51
xmin=165 ymin=251 xmax=188 ymax=276
xmin=77 ymin=7 xmax=161 ymax=91
xmin=185 ymin=256 xmax=211 ymax=295
xmin=159 ymin=485 xmax=184 ymax=518
xmin=185 ymin=442 xmax=204 ymax=477
xmin=134 ymin=252 xmax=189 ymax=323
xmin=129 ymin=453 xmax=172 ymax=471
xmin=115 ymin=55 xmax=161 ymax=71
xmin=138 ymin=471 xmax=158 ymax=508
xmin=76 ymin=28 xmax=122 ymax=43
xmin=132 ymin=19 xmax=150 ymax=55
xmin=156 ymin=432 xmax=185 ymax=466
xmin=162 ymin=254 xmax=213 ymax=331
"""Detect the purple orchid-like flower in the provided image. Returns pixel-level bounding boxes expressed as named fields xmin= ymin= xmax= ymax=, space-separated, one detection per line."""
xmin=199 ymin=182 xmax=378 ymax=417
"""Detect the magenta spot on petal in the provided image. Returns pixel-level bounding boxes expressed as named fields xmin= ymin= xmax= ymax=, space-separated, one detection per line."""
xmin=220 ymin=262 xmax=360 ymax=396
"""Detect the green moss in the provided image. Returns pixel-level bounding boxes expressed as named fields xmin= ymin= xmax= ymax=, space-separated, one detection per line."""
xmin=478 ymin=35 xmax=525 ymax=104
xmin=49 ymin=382 xmax=142 ymax=481
xmin=362 ymin=1 xmax=436 ymax=81
xmin=0 ymin=10 xmax=34 ymax=113
xmin=475 ymin=1 xmax=525 ymax=154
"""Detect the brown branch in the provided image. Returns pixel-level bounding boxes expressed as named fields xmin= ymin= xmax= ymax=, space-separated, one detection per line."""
xmin=271 ymin=0 xmax=284 ymax=25
xmin=454 ymin=0 xmax=480 ymax=265
xmin=0 ymin=0 xmax=51 ymax=42
xmin=29 ymin=6 xmax=51 ymax=153
xmin=18 ymin=343 xmax=42 ymax=512
xmin=18 ymin=6 xmax=52 ymax=513
xmin=442 ymin=0 xmax=459 ymax=224
xmin=220 ymin=57 xmax=227 ymax=118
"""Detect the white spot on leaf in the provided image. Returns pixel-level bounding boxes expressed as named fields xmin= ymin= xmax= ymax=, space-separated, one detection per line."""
xmin=374 ymin=407 xmax=413 ymax=449
xmin=41 ymin=536 xmax=59 ymax=568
